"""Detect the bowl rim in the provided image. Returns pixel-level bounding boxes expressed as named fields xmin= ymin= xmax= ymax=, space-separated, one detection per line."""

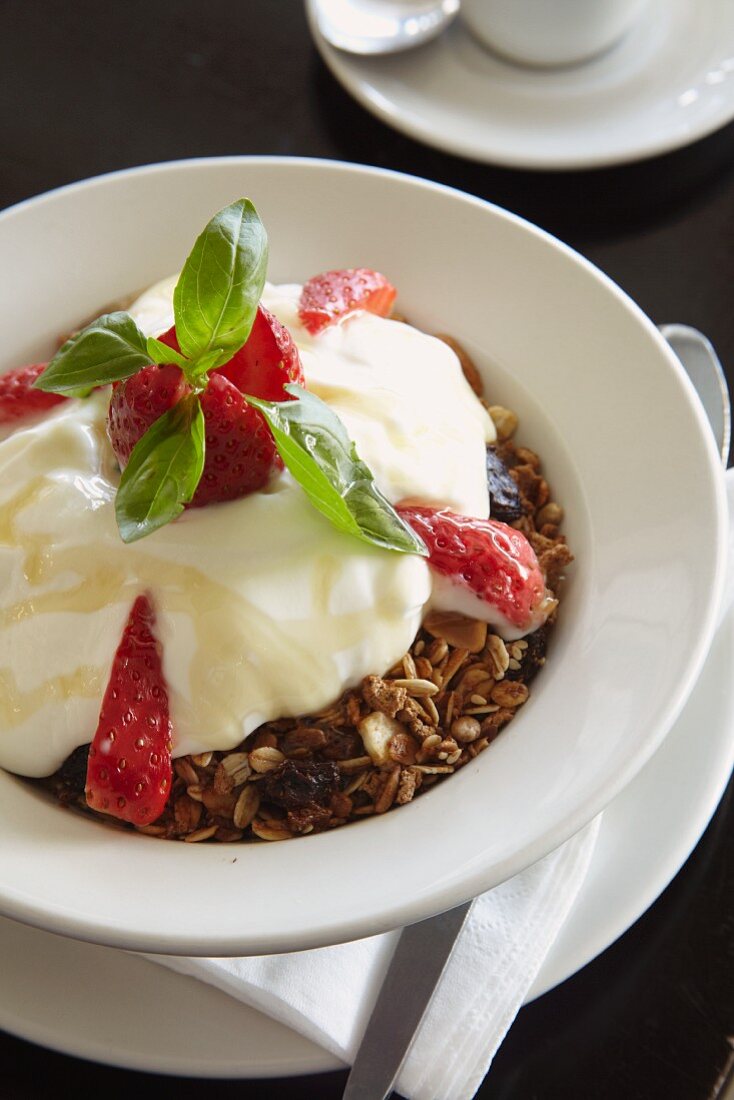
xmin=0 ymin=155 xmax=728 ymax=955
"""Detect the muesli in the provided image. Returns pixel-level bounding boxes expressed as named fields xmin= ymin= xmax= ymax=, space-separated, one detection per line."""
xmin=0 ymin=200 xmax=572 ymax=841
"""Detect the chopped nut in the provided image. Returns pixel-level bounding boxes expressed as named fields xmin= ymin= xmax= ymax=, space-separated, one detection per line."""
xmin=488 ymin=405 xmax=518 ymax=439
xmin=388 ymin=731 xmax=419 ymax=765
xmin=358 ymin=711 xmax=406 ymax=765
xmin=457 ymin=666 xmax=492 ymax=694
xmin=451 ymin=716 xmax=481 ymax=743
xmin=423 ymin=610 xmax=487 ymax=654
xmin=536 ymin=502 xmax=563 ymax=527
xmin=490 ymin=681 xmax=529 ymax=708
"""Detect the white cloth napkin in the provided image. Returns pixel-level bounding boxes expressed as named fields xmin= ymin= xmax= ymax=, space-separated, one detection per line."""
xmin=150 ymin=467 xmax=734 ymax=1100
xmin=151 ymin=822 xmax=598 ymax=1099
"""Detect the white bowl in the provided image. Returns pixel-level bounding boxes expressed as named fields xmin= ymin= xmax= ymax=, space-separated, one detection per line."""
xmin=0 ymin=157 xmax=726 ymax=956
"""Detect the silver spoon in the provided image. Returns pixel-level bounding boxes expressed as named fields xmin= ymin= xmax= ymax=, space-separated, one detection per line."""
xmin=307 ymin=0 xmax=460 ymax=55
xmin=661 ymin=324 xmax=731 ymax=464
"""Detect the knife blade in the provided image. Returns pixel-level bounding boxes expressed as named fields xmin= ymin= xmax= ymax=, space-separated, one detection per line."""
xmin=342 ymin=899 xmax=474 ymax=1100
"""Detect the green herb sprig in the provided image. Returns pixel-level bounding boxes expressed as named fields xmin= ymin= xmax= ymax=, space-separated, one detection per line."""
xmin=35 ymin=199 xmax=425 ymax=557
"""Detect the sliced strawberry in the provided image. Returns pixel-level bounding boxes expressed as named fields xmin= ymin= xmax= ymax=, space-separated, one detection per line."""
xmin=86 ymin=594 xmax=173 ymax=826
xmin=107 ymin=366 xmax=281 ymax=506
xmin=397 ymin=506 xmax=551 ymax=634
xmin=0 ymin=363 xmax=66 ymax=425
xmin=194 ymin=372 xmax=282 ymax=505
xmin=158 ymin=307 xmax=304 ymax=403
xmin=298 ymin=269 xmax=396 ymax=334
xmin=107 ymin=363 xmax=188 ymax=466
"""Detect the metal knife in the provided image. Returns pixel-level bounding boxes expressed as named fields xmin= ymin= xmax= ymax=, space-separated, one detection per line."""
xmin=342 ymin=900 xmax=474 ymax=1100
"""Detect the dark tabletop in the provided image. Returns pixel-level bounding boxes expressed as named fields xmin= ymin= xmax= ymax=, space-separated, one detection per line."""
xmin=1 ymin=2 xmax=734 ymax=1098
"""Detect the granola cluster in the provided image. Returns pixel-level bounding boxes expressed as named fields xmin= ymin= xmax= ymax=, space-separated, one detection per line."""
xmin=41 ymin=339 xmax=573 ymax=842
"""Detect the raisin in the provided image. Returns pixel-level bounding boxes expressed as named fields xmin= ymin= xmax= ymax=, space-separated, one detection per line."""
xmin=320 ymin=727 xmax=363 ymax=761
xmin=57 ymin=743 xmax=90 ymax=797
xmin=261 ymin=760 xmax=340 ymax=810
xmin=505 ymin=625 xmax=549 ymax=684
xmin=486 ymin=446 xmax=525 ymax=522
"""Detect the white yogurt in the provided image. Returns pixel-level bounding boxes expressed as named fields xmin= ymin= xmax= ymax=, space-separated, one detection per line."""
xmin=0 ymin=283 xmax=494 ymax=777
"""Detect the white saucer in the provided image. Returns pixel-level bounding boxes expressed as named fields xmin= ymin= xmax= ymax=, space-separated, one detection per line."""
xmin=307 ymin=0 xmax=734 ymax=169
xmin=1 ymin=594 xmax=732 ymax=1076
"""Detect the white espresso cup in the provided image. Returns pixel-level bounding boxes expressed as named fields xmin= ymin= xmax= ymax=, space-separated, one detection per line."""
xmin=460 ymin=0 xmax=649 ymax=67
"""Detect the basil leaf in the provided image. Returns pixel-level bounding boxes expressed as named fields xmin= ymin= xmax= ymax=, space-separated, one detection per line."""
xmin=34 ymin=312 xmax=151 ymax=396
xmin=146 ymin=336 xmax=189 ymax=369
xmin=248 ymin=386 xmax=427 ymax=557
xmin=188 ymin=347 xmax=228 ymax=381
xmin=173 ymin=198 xmax=268 ymax=363
xmin=115 ymin=393 xmax=205 ymax=544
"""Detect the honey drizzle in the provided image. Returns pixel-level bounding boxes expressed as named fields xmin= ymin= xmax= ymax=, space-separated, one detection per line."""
xmin=0 ymin=469 xmax=401 ymax=740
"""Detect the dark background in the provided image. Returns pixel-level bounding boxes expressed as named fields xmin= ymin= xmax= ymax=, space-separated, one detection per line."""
xmin=1 ymin=2 xmax=733 ymax=1097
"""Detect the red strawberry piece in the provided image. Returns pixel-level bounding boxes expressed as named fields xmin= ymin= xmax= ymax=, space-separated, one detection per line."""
xmin=158 ymin=307 xmax=304 ymax=403
xmin=0 ymin=363 xmax=66 ymax=425
xmin=107 ymin=363 xmax=188 ymax=466
xmin=193 ymin=372 xmax=282 ymax=506
xmin=397 ymin=506 xmax=550 ymax=633
xmin=298 ymin=268 xmax=397 ymax=334
xmin=107 ymin=366 xmax=281 ymax=506
xmin=85 ymin=594 xmax=173 ymax=826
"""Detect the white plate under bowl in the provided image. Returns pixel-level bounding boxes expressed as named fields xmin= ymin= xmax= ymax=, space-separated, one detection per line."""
xmin=2 ymin=592 xmax=733 ymax=1077
xmin=0 ymin=157 xmax=726 ymax=956
xmin=307 ymin=0 xmax=734 ymax=169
